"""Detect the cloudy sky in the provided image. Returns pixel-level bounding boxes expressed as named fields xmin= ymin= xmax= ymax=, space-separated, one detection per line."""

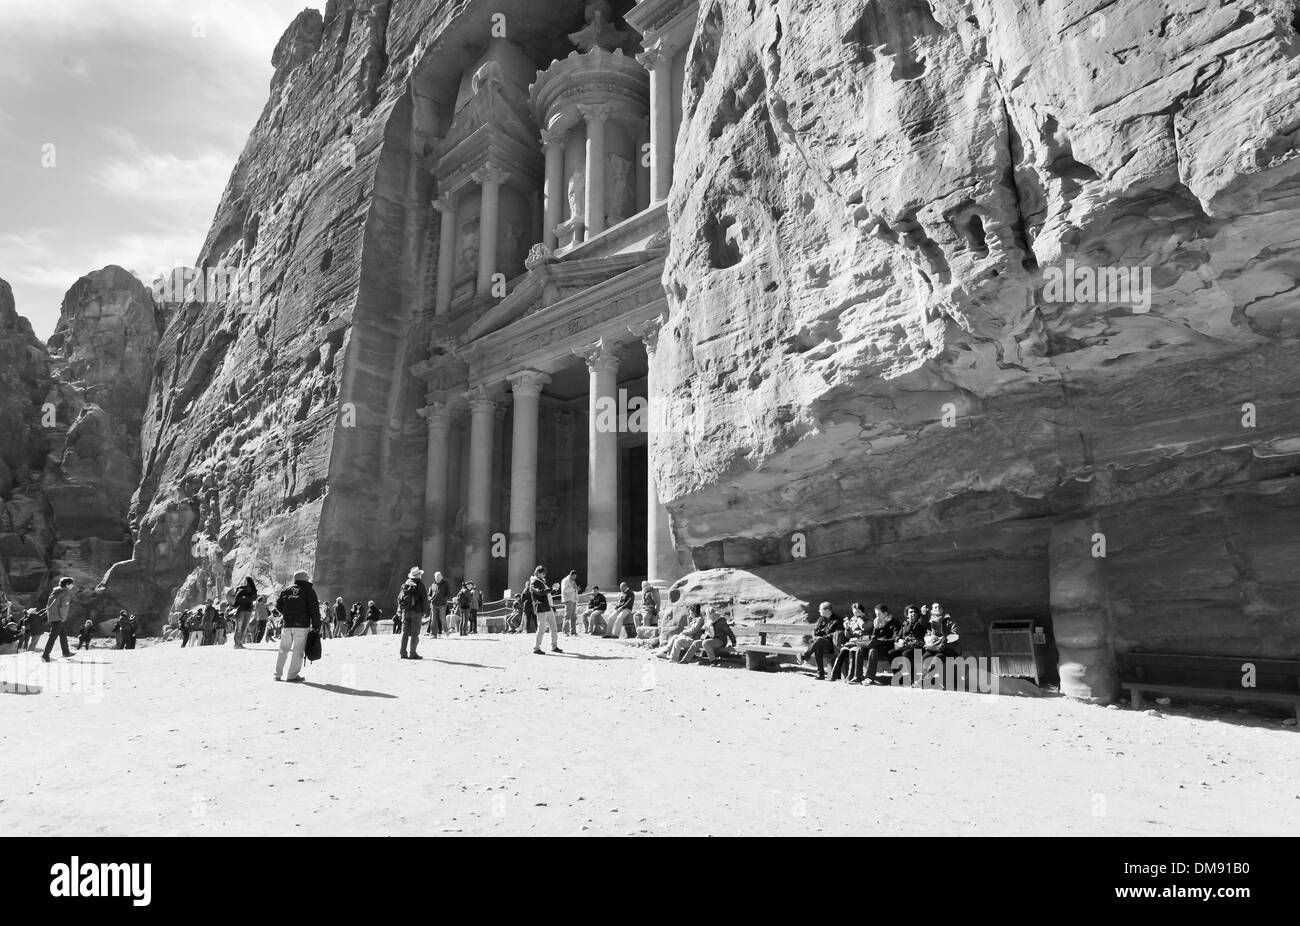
xmin=0 ymin=0 xmax=325 ymax=338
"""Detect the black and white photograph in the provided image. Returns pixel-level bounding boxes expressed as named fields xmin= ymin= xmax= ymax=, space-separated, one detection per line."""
xmin=0 ymin=0 xmax=1296 ymax=885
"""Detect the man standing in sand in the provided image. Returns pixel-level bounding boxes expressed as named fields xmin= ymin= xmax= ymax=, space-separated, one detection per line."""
xmin=529 ymin=565 xmax=562 ymax=655
xmin=397 ymin=566 xmax=429 ymax=660
xmin=274 ymin=570 xmax=321 ymax=683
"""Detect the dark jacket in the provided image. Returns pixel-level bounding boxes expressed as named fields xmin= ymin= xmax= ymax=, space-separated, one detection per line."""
xmin=587 ymin=591 xmax=607 ymax=612
xmin=812 ymin=611 xmax=844 ymax=638
xmin=867 ymin=613 xmax=898 ymax=643
xmin=704 ymin=616 xmax=736 ymax=646
xmin=527 ymin=575 xmax=552 ymax=612
xmin=615 ymin=589 xmax=634 ymax=612
xmin=334 ymin=601 xmax=347 ymax=624
xmin=366 ymin=602 xmax=382 ymax=622
xmin=926 ymin=614 xmax=960 ymax=649
xmin=399 ymin=578 xmax=429 ymax=614
xmin=234 ymin=581 xmax=257 ymax=613
xmin=283 ymin=580 xmax=322 ymax=630
xmin=430 ymin=578 xmax=450 ymax=606
xmin=895 ymin=612 xmax=927 ymax=648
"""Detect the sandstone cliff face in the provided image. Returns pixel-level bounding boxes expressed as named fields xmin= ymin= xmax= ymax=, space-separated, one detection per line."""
xmin=658 ymin=0 xmax=1300 ymax=698
xmin=0 ymin=269 xmax=163 ymax=626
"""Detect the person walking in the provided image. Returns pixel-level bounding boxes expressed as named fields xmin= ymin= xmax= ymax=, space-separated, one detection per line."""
xmin=331 ymin=597 xmax=347 ymax=640
xmin=252 ymin=595 xmax=270 ymax=643
xmin=427 ymin=571 xmax=450 ymax=637
xmin=397 ymin=567 xmax=429 ymax=659
xmin=467 ymin=582 xmax=483 ymax=634
xmin=529 ymin=566 xmax=561 ymax=655
xmin=41 ymin=577 xmax=75 ymax=662
xmin=273 ymin=570 xmax=321 ymax=682
xmin=233 ymin=576 xmax=257 ymax=649
xmin=123 ymin=613 xmax=138 ymax=649
xmin=560 ymin=570 xmax=580 ymax=636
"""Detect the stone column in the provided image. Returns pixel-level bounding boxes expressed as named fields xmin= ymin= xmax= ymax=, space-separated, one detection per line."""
xmin=433 ymin=193 xmax=457 ymax=315
xmin=637 ymin=42 xmax=674 ymax=203
xmin=473 ymin=164 xmax=510 ymax=295
xmin=579 ymin=104 xmax=611 ymax=238
xmin=632 ymin=314 xmax=676 ymax=584
xmin=541 ymin=129 xmax=566 ymax=250
xmin=464 ymin=387 xmax=498 ymax=591
xmin=507 ymin=370 xmax=551 ymax=594
xmin=577 ymin=340 xmax=620 ymax=592
xmin=417 ymin=399 xmax=453 ymax=572
xmin=1049 ymin=517 xmax=1119 ymax=703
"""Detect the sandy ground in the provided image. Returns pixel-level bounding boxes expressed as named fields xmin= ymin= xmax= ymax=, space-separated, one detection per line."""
xmin=2 ymin=631 xmax=1298 ymax=836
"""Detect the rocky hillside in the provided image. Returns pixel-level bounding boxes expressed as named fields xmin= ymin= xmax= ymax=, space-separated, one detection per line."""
xmin=657 ymin=0 xmax=1300 ymax=699
xmin=0 ymin=269 xmax=164 ymax=627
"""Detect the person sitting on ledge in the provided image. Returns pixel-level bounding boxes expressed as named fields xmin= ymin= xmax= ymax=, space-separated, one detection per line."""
xmin=605 ymin=583 xmax=636 ymax=639
xmin=800 ymin=601 xmax=843 ymax=680
xmin=829 ymin=602 xmax=870 ymax=681
xmin=920 ymin=601 xmax=961 ymax=684
xmin=684 ymin=605 xmax=736 ymax=664
xmin=664 ymin=605 xmax=707 ymax=662
xmin=583 ymin=585 xmax=607 ymax=635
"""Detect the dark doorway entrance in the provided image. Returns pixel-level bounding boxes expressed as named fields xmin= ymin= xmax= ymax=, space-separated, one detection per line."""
xmin=619 ymin=443 xmax=648 ymax=582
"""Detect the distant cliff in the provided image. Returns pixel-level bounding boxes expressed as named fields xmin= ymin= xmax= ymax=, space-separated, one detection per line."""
xmin=0 ymin=268 xmax=164 ymax=626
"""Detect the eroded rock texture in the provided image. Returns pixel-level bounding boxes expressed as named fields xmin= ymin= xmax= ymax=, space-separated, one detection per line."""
xmin=658 ymin=0 xmax=1300 ymax=699
xmin=0 ymin=269 xmax=163 ymax=627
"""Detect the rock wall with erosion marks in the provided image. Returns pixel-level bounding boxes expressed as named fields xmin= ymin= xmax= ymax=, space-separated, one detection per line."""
xmin=0 ymin=268 xmax=163 ymax=628
xmin=102 ymin=0 xmax=455 ymax=619
xmin=658 ymin=0 xmax=1300 ymax=700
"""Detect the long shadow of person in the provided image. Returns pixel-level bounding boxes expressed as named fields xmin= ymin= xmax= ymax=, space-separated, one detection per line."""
xmin=299 ymin=682 xmax=397 ymax=698
xmin=426 ymin=659 xmax=505 ymax=670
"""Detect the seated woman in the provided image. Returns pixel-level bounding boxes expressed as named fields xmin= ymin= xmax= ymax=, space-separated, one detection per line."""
xmin=829 ymin=603 xmax=870 ymax=681
xmin=504 ymin=590 xmax=523 ymax=633
xmin=800 ymin=602 xmax=844 ymax=680
xmin=662 ymin=605 xmax=706 ymax=661
xmin=684 ymin=606 xmax=737 ymax=663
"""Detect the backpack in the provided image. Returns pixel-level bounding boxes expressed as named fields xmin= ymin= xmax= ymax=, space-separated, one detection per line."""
xmin=399 ymin=581 xmax=420 ymax=611
xmin=304 ymin=629 xmax=322 ymax=663
xmin=275 ymin=584 xmax=308 ymax=621
xmin=455 ymin=588 xmax=471 ymax=610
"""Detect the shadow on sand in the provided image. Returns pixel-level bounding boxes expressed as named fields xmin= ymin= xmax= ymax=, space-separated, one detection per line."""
xmin=299 ymin=682 xmax=397 ymax=698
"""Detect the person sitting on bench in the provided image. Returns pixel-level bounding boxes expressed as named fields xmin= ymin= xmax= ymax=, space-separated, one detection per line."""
xmin=885 ymin=603 xmax=926 ymax=681
xmin=857 ymin=604 xmax=901 ymax=684
xmin=921 ymin=601 xmax=960 ymax=682
xmin=800 ymin=602 xmax=844 ymax=680
xmin=686 ymin=606 xmax=737 ymax=663
xmin=665 ymin=605 xmax=707 ymax=662
xmin=605 ymin=583 xmax=636 ymax=639
xmin=829 ymin=602 xmax=870 ymax=681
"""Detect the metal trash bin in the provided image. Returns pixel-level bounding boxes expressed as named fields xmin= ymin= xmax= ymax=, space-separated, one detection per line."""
xmin=988 ymin=618 xmax=1056 ymax=685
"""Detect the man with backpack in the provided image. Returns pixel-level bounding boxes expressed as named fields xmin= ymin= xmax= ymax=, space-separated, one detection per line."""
xmin=397 ymin=567 xmax=429 ymax=660
xmin=427 ymin=571 xmax=450 ymax=637
xmin=273 ymin=570 xmax=321 ymax=682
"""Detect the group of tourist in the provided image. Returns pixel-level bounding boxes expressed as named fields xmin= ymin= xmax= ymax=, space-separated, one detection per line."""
xmin=654 ymin=599 xmax=960 ymax=683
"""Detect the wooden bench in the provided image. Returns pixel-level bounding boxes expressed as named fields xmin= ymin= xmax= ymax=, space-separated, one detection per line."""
xmin=734 ymin=622 xmax=819 ymax=671
xmin=1118 ymin=652 xmax=1300 ymax=722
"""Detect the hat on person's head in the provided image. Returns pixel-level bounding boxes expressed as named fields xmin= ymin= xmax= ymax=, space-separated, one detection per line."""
xmin=408 ymin=566 xmax=424 ymax=579
xmin=293 ymin=570 xmax=310 ymax=582
xmin=569 ymin=570 xmax=577 ymax=577
xmin=534 ymin=565 xmax=546 ymax=574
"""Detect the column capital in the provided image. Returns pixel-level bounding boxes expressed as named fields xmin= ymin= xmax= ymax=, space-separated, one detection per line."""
xmin=432 ymin=192 xmax=457 ymax=214
xmin=417 ymin=401 xmax=454 ymax=430
xmin=636 ymin=38 xmax=678 ymax=71
xmin=465 ymin=384 xmax=501 ymax=414
xmin=574 ymin=338 xmax=622 ymax=373
xmin=628 ymin=312 xmax=669 ymax=354
xmin=472 ymin=164 xmax=511 ymax=187
xmin=507 ymin=369 xmax=551 ymax=398
xmin=578 ymin=102 xmax=615 ymax=124
xmin=540 ymin=127 xmax=567 ymax=149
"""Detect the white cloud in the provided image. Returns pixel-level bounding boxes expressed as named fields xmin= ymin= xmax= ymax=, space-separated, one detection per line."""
xmin=92 ymin=131 xmax=232 ymax=214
